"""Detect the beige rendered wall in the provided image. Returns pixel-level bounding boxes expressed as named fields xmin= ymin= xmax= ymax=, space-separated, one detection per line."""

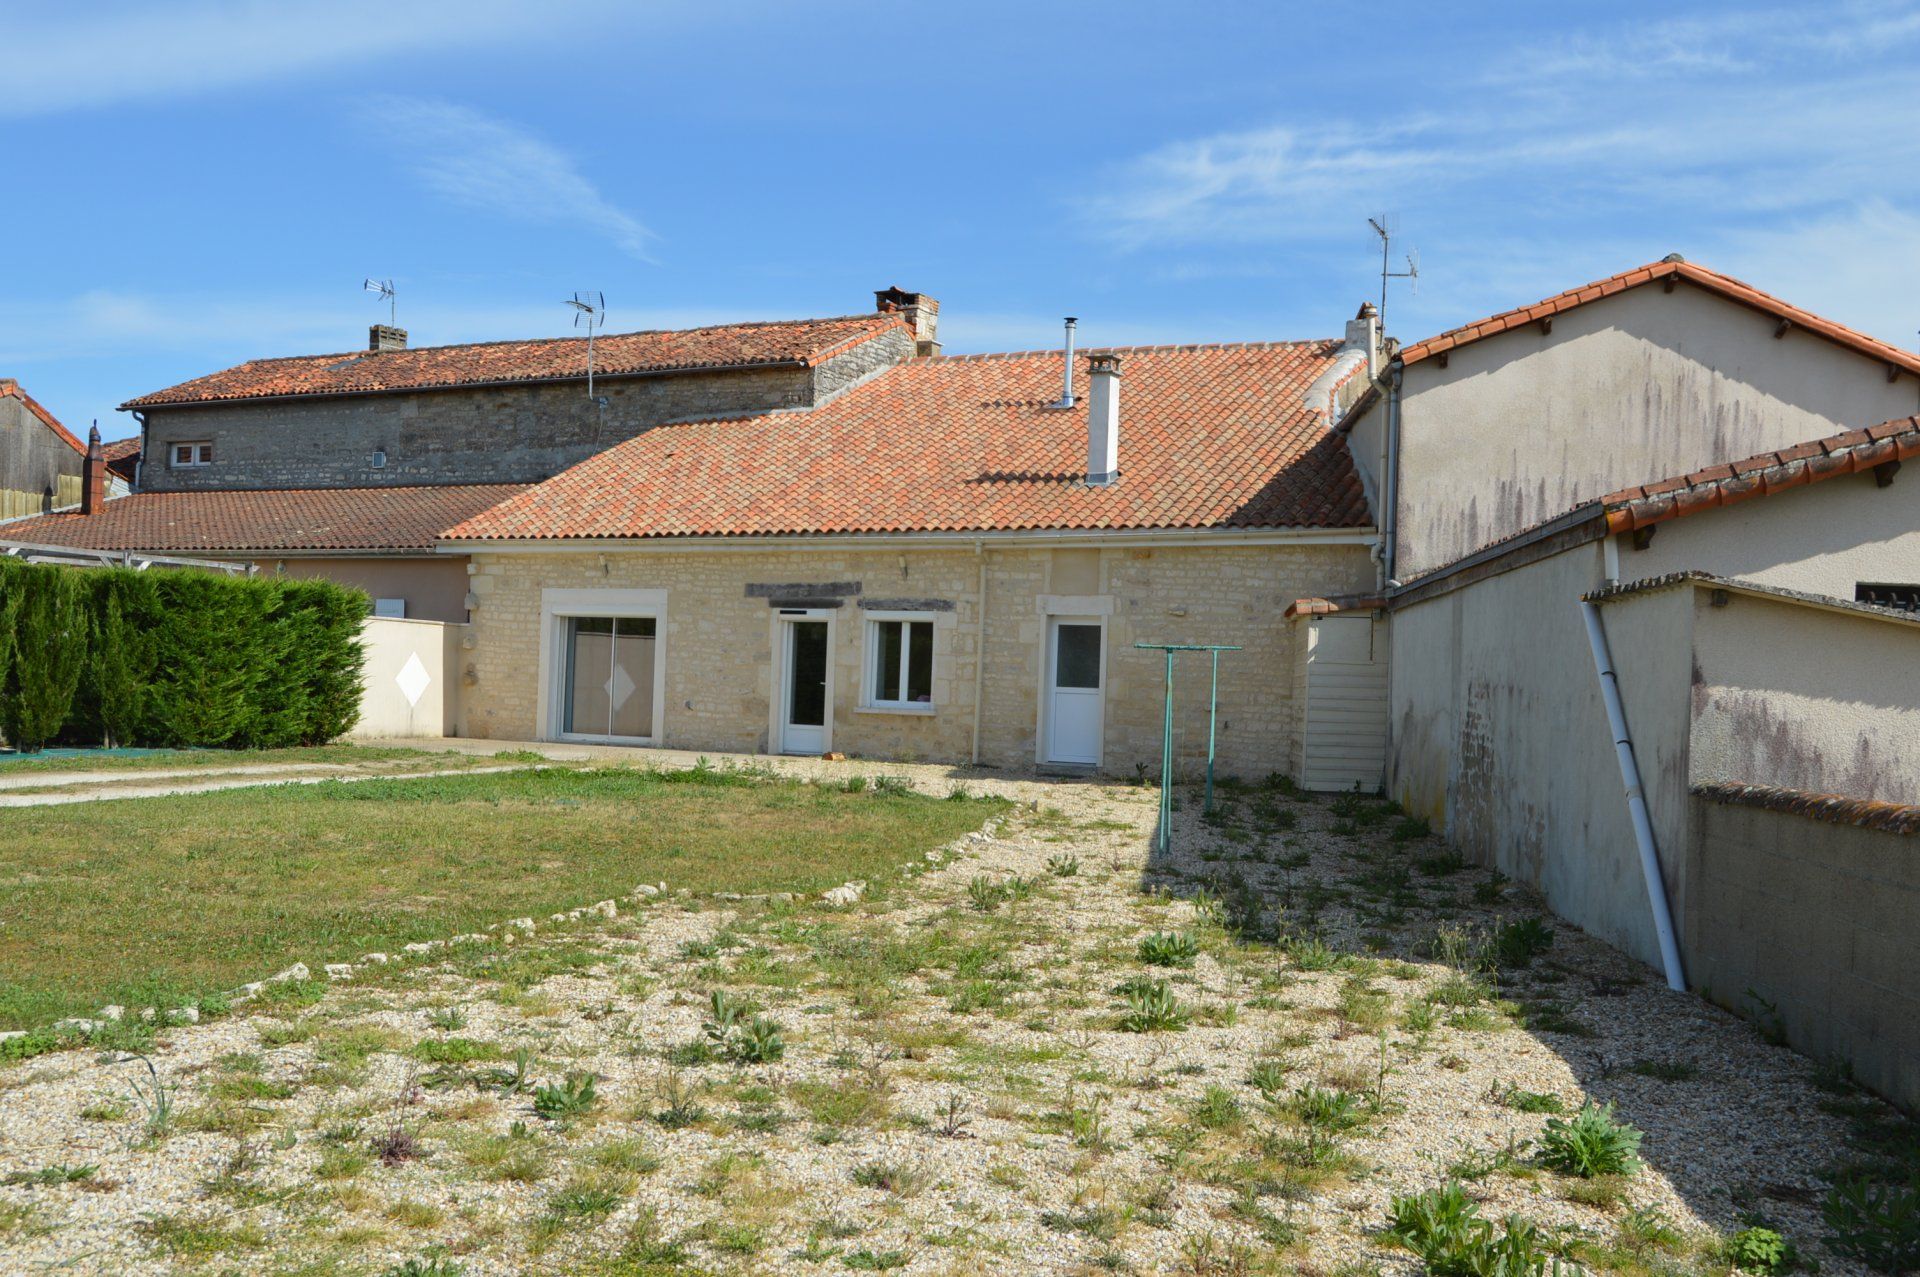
xmin=1683 ymin=797 xmax=1920 ymax=1110
xmin=1627 ymin=467 xmax=1920 ymax=596
xmin=257 ymin=556 xmax=471 ymax=623
xmin=1394 ymin=283 xmax=1920 ymax=577
xmin=458 ymin=541 xmax=1374 ymax=779
xmin=353 ymin=616 xmax=464 ymax=738
xmin=1689 ymin=590 xmax=1920 ymax=803
xmin=1388 ymin=545 xmax=1696 ymax=968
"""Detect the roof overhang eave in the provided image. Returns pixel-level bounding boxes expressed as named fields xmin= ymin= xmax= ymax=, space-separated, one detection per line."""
xmin=435 ymin=525 xmax=1378 ymax=554
xmin=118 ymin=357 xmax=819 ymax=413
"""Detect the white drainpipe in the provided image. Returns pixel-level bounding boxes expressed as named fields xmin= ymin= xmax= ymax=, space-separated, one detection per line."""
xmin=1579 ymin=598 xmax=1687 ymax=992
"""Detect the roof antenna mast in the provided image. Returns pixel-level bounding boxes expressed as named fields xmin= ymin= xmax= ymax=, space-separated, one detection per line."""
xmin=566 ymin=291 xmax=607 ymax=406
xmin=1367 ymin=216 xmax=1418 ymax=330
xmin=362 ymin=278 xmax=397 ymax=327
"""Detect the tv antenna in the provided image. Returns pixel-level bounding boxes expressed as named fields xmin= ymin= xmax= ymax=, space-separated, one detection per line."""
xmin=363 ymin=277 xmax=397 ymax=326
xmin=1367 ymin=216 xmax=1418 ymax=328
xmin=567 ymin=291 xmax=606 ymax=404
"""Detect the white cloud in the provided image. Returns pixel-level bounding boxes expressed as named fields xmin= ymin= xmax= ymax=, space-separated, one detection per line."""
xmin=363 ymin=97 xmax=656 ymax=262
xmin=0 ymin=287 xmax=768 ymax=366
xmin=1715 ymin=201 xmax=1920 ymax=349
xmin=0 ymin=1 xmax=598 ymax=118
xmin=1081 ymin=2 xmax=1920 ymax=298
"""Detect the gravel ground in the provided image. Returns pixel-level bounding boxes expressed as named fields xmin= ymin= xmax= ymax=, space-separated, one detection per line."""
xmin=0 ymin=757 xmax=1885 ymax=1276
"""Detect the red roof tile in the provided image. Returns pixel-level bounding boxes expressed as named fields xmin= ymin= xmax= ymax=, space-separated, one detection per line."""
xmin=0 ymin=484 xmax=528 ymax=554
xmin=446 ymin=342 xmax=1370 ymax=541
xmin=1402 ymin=258 xmax=1920 ymax=376
xmin=1284 ymin=594 xmax=1385 ymax=620
xmin=122 ymin=314 xmax=909 ymax=409
xmin=0 ymin=379 xmax=86 ymax=454
xmin=99 ymin=436 xmax=141 ymax=481
xmin=1600 ymin=416 xmax=1920 ymax=534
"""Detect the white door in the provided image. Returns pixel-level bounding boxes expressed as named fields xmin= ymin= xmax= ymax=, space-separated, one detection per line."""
xmin=1045 ymin=618 xmax=1104 ymax=764
xmin=780 ymin=619 xmax=830 ymax=754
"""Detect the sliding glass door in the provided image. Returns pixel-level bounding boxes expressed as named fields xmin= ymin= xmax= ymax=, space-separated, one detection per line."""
xmin=563 ymin=615 xmax=656 ymax=739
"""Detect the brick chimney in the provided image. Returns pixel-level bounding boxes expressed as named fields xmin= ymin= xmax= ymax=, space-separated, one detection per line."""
xmin=874 ymin=287 xmax=939 ymax=356
xmin=81 ymin=424 xmax=106 ymax=515
xmin=369 ymin=324 xmax=409 ymax=353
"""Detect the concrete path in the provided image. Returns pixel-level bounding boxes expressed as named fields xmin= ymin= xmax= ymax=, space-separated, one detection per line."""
xmin=0 ymin=762 xmax=527 ymax=808
xmin=0 ymin=761 xmax=356 ymax=792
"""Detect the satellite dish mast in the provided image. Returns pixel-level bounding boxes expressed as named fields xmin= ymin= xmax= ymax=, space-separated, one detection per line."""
xmin=566 ymin=291 xmax=606 ymax=405
xmin=1367 ymin=216 xmax=1418 ymax=329
xmin=363 ymin=278 xmax=397 ymax=327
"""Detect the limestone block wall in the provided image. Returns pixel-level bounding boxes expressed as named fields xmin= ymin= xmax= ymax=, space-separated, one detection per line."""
xmin=138 ymin=328 xmax=912 ymax=492
xmin=457 ymin=540 xmax=1372 ymax=778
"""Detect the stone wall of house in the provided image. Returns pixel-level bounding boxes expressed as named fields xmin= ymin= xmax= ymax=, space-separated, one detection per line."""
xmin=456 ymin=540 xmax=1373 ymax=779
xmin=137 ymin=328 xmax=912 ymax=492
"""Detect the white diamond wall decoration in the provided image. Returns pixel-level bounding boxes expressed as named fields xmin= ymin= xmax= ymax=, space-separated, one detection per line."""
xmin=395 ymin=652 xmax=431 ymax=707
xmin=606 ymin=662 xmax=636 ymax=710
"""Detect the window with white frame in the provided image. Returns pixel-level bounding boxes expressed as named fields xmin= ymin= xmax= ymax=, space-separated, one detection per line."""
xmin=865 ymin=615 xmax=934 ymax=707
xmin=170 ymin=441 xmax=213 ymax=468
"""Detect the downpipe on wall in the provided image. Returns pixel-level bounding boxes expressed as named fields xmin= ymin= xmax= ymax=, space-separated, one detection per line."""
xmin=1579 ymin=599 xmax=1687 ymax=992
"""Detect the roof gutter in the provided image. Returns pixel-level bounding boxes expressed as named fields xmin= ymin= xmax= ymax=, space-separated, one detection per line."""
xmin=435 ymin=526 xmax=1379 ymax=555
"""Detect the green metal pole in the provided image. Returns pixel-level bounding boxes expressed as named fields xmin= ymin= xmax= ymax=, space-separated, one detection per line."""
xmin=1160 ymin=648 xmax=1175 ymax=857
xmin=1205 ymin=648 xmax=1220 ymax=815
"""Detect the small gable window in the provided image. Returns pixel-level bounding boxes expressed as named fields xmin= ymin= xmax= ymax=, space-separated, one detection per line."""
xmin=171 ymin=441 xmax=213 ymax=468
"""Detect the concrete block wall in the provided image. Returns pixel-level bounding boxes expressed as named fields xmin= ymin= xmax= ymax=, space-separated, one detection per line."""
xmin=1684 ymin=794 xmax=1920 ymax=1110
xmin=138 ymin=328 xmax=913 ymax=492
xmin=457 ymin=541 xmax=1373 ymax=779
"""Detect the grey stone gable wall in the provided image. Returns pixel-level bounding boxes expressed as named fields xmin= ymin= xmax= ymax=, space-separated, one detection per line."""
xmin=136 ymin=326 xmax=913 ymax=492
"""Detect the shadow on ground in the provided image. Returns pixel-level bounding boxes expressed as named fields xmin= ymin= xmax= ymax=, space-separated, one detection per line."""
xmin=1137 ymin=774 xmax=1915 ymax=1275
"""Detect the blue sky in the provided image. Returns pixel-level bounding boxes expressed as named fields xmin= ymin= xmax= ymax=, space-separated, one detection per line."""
xmin=5 ymin=0 xmax=1919 ymax=442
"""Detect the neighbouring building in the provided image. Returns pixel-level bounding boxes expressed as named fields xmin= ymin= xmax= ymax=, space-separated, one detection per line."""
xmin=1353 ymin=257 xmax=1920 ymax=1108
xmin=0 ymin=378 xmax=89 ymax=521
xmin=0 ymin=294 xmax=936 ymax=621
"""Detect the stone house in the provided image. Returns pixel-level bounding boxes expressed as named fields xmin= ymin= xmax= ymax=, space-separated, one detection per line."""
xmin=440 ymin=333 xmax=1384 ymax=780
xmin=1346 ymin=258 xmax=1920 ymax=1107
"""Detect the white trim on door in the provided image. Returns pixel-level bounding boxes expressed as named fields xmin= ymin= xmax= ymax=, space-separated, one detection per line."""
xmin=538 ymin=587 xmax=668 ymax=745
xmin=1038 ymin=614 xmax=1107 ymax=767
xmin=769 ymin=608 xmax=836 ymax=755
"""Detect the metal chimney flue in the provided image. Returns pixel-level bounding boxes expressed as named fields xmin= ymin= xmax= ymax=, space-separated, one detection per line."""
xmin=1053 ymin=317 xmax=1078 ymax=408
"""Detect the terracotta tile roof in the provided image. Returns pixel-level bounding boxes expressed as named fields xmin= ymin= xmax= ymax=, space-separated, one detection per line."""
xmin=1692 ymin=782 xmax=1920 ymax=835
xmin=1401 ymin=258 xmax=1920 ymax=375
xmin=0 ymin=379 xmax=86 ymax=454
xmin=0 ymin=484 xmax=528 ymax=554
xmin=1284 ymin=594 xmax=1385 ymax=620
xmin=1600 ymin=416 xmax=1920 ymax=533
xmin=446 ymin=342 xmax=1370 ymax=542
xmin=99 ymin=436 xmax=141 ymax=481
xmin=122 ymin=314 xmax=909 ymax=409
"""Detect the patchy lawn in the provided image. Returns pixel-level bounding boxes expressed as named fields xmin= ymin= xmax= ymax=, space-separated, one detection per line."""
xmin=0 ymin=763 xmax=1906 ymax=1277
xmin=0 ymin=765 xmax=1004 ymax=1031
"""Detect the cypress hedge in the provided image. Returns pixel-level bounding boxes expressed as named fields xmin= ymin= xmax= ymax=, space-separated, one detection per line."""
xmin=0 ymin=560 xmax=367 ymax=753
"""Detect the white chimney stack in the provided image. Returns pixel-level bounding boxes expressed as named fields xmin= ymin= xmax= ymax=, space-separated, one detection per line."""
xmin=1085 ymin=351 xmax=1121 ymax=485
xmin=1343 ymin=301 xmax=1382 ymax=378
